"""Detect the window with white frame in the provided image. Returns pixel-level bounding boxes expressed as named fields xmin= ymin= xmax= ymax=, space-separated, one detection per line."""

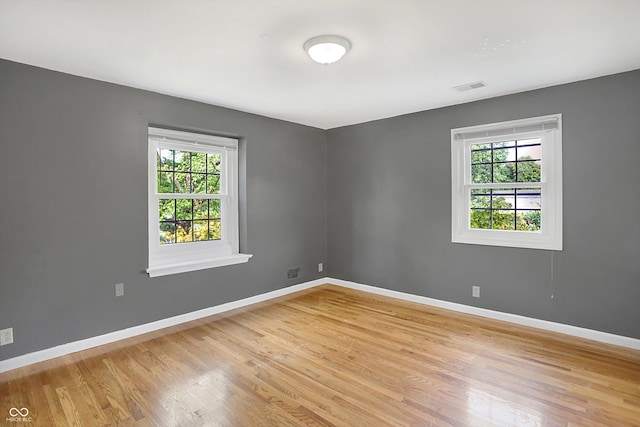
xmin=147 ymin=127 xmax=251 ymax=277
xmin=451 ymin=114 xmax=562 ymax=250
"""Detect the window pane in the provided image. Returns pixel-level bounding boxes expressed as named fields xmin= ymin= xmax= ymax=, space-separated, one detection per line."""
xmin=176 ymin=221 xmax=193 ymax=242
xmin=471 ymin=193 xmax=490 ymax=209
xmin=516 ymin=160 xmax=541 ymax=182
xmin=176 ymin=199 xmax=192 ymax=220
xmin=492 ymin=189 xmax=514 ymax=209
xmin=493 ymin=147 xmax=516 ymax=163
xmin=471 ymin=164 xmax=492 ymax=183
xmin=154 ymin=199 xmax=227 ymax=243
xmin=191 ymin=152 xmax=207 ymax=172
xmin=158 ymin=199 xmax=225 ymax=244
xmin=469 ymin=141 xmax=542 ymax=185
xmin=194 ymin=199 xmax=208 ymax=219
xmin=492 ymin=210 xmax=515 ymax=230
xmin=470 ymin=209 xmax=491 ymax=229
xmin=517 ymin=144 xmax=541 ymax=161
xmin=209 ymin=219 xmax=221 ymax=240
xmin=158 ymin=171 xmax=174 ymax=193
xmin=159 ymin=222 xmax=176 ymax=245
xmin=471 ymin=151 xmax=489 ymax=165
xmin=192 ymin=173 xmax=207 ymax=194
xmin=159 ymin=199 xmax=175 ymax=221
xmin=493 ymin=141 xmax=515 ymax=149
xmin=193 ymin=220 xmax=209 ymax=241
xmin=208 ymin=153 xmax=221 ymax=174
xmin=471 ymin=143 xmax=491 ymax=150
xmin=209 ymin=199 xmax=221 ymax=218
xmin=174 ymin=172 xmax=191 ymax=193
xmin=158 ymin=150 xmax=224 ymax=194
xmin=469 ymin=188 xmax=541 ymax=233
xmin=493 ymin=162 xmax=515 ymax=183
xmin=471 ymin=188 xmax=488 ymax=195
xmin=174 ymin=151 xmax=190 ymax=172
xmin=207 ymin=174 xmax=221 ymax=194
xmin=516 ymin=189 xmax=541 ymax=210
xmin=517 ymin=138 xmax=541 ymax=146
xmin=517 ymin=210 xmax=541 ymax=231
xmin=471 ymin=144 xmax=491 ymax=164
xmin=158 ymin=149 xmax=174 ymax=170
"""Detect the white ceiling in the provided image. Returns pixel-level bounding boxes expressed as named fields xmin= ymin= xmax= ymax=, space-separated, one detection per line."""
xmin=1 ymin=0 xmax=640 ymax=130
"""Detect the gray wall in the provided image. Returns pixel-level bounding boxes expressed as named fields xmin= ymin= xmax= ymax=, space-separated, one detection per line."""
xmin=327 ymin=70 xmax=640 ymax=339
xmin=0 ymin=60 xmax=327 ymax=360
xmin=2 ymin=59 xmax=639 ymax=363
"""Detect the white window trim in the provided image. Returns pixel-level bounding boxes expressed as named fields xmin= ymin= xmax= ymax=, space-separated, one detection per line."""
xmin=147 ymin=127 xmax=252 ymax=277
xmin=451 ymin=114 xmax=563 ymax=250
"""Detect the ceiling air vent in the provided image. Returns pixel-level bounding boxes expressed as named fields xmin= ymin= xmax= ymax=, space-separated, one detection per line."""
xmin=454 ymin=81 xmax=487 ymax=92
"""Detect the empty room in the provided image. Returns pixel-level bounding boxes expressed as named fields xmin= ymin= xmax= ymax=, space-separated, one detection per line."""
xmin=1 ymin=1 xmax=639 ymax=426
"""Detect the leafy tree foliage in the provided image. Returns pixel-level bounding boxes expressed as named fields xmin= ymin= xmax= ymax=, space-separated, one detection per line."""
xmin=156 ymin=149 xmax=222 ymax=244
xmin=469 ymin=142 xmax=541 ymax=231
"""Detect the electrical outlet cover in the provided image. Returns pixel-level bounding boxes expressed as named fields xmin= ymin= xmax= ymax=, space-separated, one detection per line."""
xmin=472 ymin=286 xmax=480 ymax=298
xmin=0 ymin=328 xmax=13 ymax=345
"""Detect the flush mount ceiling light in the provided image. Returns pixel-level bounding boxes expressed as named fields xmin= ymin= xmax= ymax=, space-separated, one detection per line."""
xmin=303 ymin=35 xmax=351 ymax=65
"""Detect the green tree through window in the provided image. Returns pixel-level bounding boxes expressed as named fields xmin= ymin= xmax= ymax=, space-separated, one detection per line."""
xmin=157 ymin=148 xmax=222 ymax=244
xmin=469 ymin=140 xmax=541 ymax=231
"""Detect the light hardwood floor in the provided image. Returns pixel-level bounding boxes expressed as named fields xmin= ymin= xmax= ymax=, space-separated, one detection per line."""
xmin=1 ymin=284 xmax=639 ymax=426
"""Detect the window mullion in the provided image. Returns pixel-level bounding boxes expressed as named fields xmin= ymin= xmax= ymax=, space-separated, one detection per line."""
xmin=489 ymin=188 xmax=494 ymax=229
xmin=155 ymin=193 xmax=224 ymax=199
xmin=515 ymin=141 xmax=519 ymax=183
xmin=465 ymin=182 xmax=544 ymax=190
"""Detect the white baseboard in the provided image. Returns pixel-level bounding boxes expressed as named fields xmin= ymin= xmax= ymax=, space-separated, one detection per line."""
xmin=329 ymin=278 xmax=640 ymax=351
xmin=0 ymin=279 xmax=324 ymax=373
xmin=2 ymin=277 xmax=638 ymax=373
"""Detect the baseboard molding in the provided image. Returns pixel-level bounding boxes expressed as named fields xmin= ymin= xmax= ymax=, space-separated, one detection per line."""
xmin=329 ymin=278 xmax=640 ymax=351
xmin=2 ymin=276 xmax=638 ymax=373
xmin=0 ymin=279 xmax=325 ymax=374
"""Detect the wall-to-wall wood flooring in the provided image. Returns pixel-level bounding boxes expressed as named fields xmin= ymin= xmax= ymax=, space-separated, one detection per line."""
xmin=1 ymin=284 xmax=639 ymax=426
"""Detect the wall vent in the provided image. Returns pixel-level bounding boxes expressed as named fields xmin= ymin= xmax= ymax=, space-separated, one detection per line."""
xmin=454 ymin=81 xmax=487 ymax=92
xmin=286 ymin=267 xmax=301 ymax=280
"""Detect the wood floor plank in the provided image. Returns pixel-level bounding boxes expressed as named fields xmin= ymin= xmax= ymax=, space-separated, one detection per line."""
xmin=55 ymin=386 xmax=83 ymax=427
xmin=1 ymin=284 xmax=639 ymax=426
xmin=65 ymin=361 xmax=110 ymax=426
xmin=42 ymin=383 xmax=70 ymax=427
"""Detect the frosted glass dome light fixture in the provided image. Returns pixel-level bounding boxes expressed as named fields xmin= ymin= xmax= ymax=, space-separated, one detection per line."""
xmin=304 ymin=35 xmax=351 ymax=64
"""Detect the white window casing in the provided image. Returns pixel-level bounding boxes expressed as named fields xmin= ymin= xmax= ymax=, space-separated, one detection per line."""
xmin=451 ymin=114 xmax=563 ymax=250
xmin=147 ymin=127 xmax=252 ymax=277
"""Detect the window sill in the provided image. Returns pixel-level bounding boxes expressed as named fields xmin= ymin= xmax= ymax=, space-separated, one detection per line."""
xmin=147 ymin=253 xmax=253 ymax=277
xmin=452 ymin=229 xmax=562 ymax=251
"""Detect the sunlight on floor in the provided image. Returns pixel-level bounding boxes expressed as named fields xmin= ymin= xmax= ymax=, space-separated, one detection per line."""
xmin=467 ymin=387 xmax=542 ymax=426
xmin=161 ymin=368 xmax=230 ymax=424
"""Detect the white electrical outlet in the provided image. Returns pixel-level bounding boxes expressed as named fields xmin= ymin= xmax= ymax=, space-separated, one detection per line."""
xmin=0 ymin=327 xmax=13 ymax=346
xmin=318 ymin=262 xmax=324 ymax=272
xmin=115 ymin=283 xmax=125 ymax=297
xmin=472 ymin=286 xmax=480 ymax=298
